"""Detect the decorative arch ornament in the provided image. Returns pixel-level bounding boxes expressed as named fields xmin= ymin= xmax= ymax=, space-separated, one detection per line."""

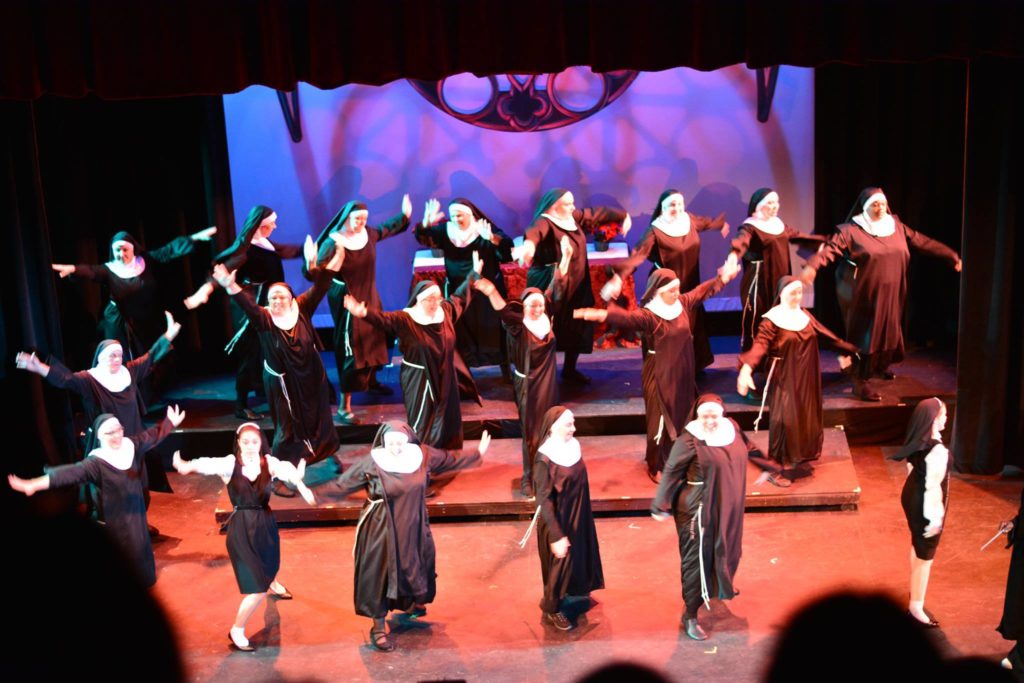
xmin=406 ymin=70 xmax=640 ymax=132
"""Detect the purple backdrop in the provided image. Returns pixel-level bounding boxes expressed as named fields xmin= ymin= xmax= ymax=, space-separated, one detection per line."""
xmin=223 ymin=66 xmax=815 ymax=317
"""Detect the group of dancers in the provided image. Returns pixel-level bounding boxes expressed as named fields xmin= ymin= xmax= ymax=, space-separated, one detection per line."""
xmin=11 ymin=184 xmax=966 ymax=653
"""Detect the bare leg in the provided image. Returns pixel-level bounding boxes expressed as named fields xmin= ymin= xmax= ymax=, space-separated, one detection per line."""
xmin=908 ymin=548 xmax=934 ymax=623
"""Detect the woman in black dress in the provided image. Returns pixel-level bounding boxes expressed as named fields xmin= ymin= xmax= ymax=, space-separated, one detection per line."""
xmin=344 ymin=276 xmax=481 ymax=450
xmin=603 ymin=189 xmax=729 ymax=371
xmin=472 ymin=238 xmax=571 ymax=497
xmin=416 ymin=197 xmax=514 ymax=375
xmin=737 ymin=277 xmax=859 ymax=483
xmin=172 ymin=423 xmax=315 ymax=652
xmin=517 ymin=188 xmax=630 ymax=384
xmin=16 ymin=312 xmax=182 ymax=496
xmin=319 ymin=421 xmax=488 ymax=652
xmin=801 ymin=188 xmax=961 ymax=401
xmin=52 ymin=226 xmax=215 ymax=359
xmin=210 ymin=242 xmax=343 ymax=484
xmin=728 ymin=188 xmax=824 ymax=360
xmin=888 ymin=397 xmax=949 ymax=627
xmin=651 ymin=394 xmax=759 ymax=641
xmin=8 ymin=405 xmax=185 ymax=587
xmin=576 ymin=258 xmax=738 ymax=481
xmin=309 ymin=196 xmax=414 ymax=423
xmin=532 ymin=406 xmax=604 ymax=631
xmin=186 ymin=205 xmax=312 ymax=419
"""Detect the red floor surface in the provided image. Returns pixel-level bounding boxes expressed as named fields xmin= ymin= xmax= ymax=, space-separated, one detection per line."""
xmin=149 ymin=445 xmax=1021 ymax=682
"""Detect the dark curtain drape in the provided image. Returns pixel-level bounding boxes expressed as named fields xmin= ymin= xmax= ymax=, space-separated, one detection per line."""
xmin=1 ymin=1 xmax=1022 ymax=100
xmin=813 ymin=61 xmax=967 ymax=350
xmin=952 ymin=57 xmax=1024 ymax=474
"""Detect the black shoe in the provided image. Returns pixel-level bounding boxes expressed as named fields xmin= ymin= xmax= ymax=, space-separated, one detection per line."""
xmin=856 ymin=383 xmax=882 ymax=402
xmin=907 ymin=610 xmax=940 ymax=628
xmin=367 ymin=381 xmax=394 ymax=396
xmin=879 ymin=369 xmax=896 ymax=380
xmin=269 ymin=586 xmax=293 ymax=600
xmin=544 ymin=611 xmax=574 ymax=631
xmin=370 ymin=628 xmax=395 ymax=652
xmin=683 ymin=617 xmax=708 ymax=641
xmin=520 ymin=478 xmax=535 ymax=499
xmin=235 ymin=408 xmax=264 ymax=420
xmin=405 ymin=604 xmax=427 ymax=618
xmin=647 ymin=470 xmax=662 ymax=484
xmin=561 ymin=369 xmax=591 ymax=385
xmin=147 ymin=524 xmax=161 ymax=538
xmin=273 ymin=481 xmax=297 ymax=498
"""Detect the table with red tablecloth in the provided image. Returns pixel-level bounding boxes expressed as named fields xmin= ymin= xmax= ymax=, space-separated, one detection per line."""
xmin=411 ymin=242 xmax=639 ymax=349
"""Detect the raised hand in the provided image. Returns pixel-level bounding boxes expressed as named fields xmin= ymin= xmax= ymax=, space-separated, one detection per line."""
xmin=183 ymin=283 xmax=212 ymax=310
xmin=472 ymin=251 xmax=483 ymax=275
xmin=303 ymin=235 xmax=318 ymax=272
xmin=477 ymin=219 xmax=493 ymax=241
xmin=422 ymin=198 xmax=444 ymax=227
xmin=163 ymin=311 xmax=182 ymax=342
xmin=720 ymin=221 xmax=731 ymax=238
xmin=51 ymin=264 xmax=76 ymax=279
xmin=343 ymin=294 xmax=367 ymax=318
xmin=401 ymin=193 xmax=412 ymax=219
xmin=478 ymin=430 xmax=491 ymax=457
xmin=622 ymin=213 xmax=632 ymax=236
xmin=472 ymin=277 xmax=496 ymax=296
xmin=600 ymin=273 xmax=622 ymax=301
xmin=166 ymin=404 xmax=186 ymax=428
xmin=513 ymin=240 xmax=536 ymax=267
xmin=191 ymin=226 xmax=217 ymax=241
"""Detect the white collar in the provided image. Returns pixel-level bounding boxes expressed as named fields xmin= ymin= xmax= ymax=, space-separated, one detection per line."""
xmin=684 ymin=418 xmax=736 ymax=448
xmin=763 ymin=304 xmax=810 ymax=331
xmin=744 ymin=216 xmax=785 ymax=235
xmin=251 ymin=236 xmax=276 ymax=251
xmin=106 ymin=257 xmax=146 ymax=279
xmin=538 ymin=436 xmax=582 ymax=467
xmin=269 ymin=300 xmax=300 ymax=331
xmin=86 ymin=366 xmax=131 ymax=392
xmin=644 ymin=297 xmax=682 ymax=321
xmin=852 ymin=213 xmax=896 ymax=237
xmin=541 ymin=212 xmax=578 ymax=232
xmin=522 ymin=313 xmax=551 ymax=340
xmin=446 ymin=220 xmax=480 ymax=248
xmin=371 ymin=444 xmax=424 ymax=473
xmin=403 ymin=305 xmax=445 ymax=326
xmin=89 ymin=439 xmax=136 ymax=471
xmin=652 ymin=213 xmax=691 ymax=237
xmin=335 ymin=228 xmax=369 ymax=250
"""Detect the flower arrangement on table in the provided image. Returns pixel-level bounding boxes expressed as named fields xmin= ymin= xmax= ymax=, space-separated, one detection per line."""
xmin=585 ymin=221 xmax=625 ymax=251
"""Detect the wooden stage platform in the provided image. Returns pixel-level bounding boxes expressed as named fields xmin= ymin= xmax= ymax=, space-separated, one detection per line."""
xmin=160 ymin=340 xmax=956 ymax=525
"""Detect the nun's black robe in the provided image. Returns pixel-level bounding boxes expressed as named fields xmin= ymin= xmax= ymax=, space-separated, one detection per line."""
xmin=524 ymin=207 xmax=627 ymax=354
xmin=316 ymin=214 xmax=409 ymax=392
xmin=614 ymin=213 xmax=725 ymax=370
xmin=999 ymin=488 xmax=1024 ymax=646
xmin=604 ymin=277 xmax=724 ymax=475
xmin=46 ymin=419 xmax=174 ymax=587
xmin=45 ymin=336 xmax=173 ymax=493
xmin=731 ymin=223 xmax=824 ymax=356
xmin=74 ymin=237 xmax=195 ymax=358
xmin=363 ymin=286 xmax=480 ymax=450
xmin=651 ymin=421 xmax=755 ymax=614
xmin=221 ymin=241 xmax=304 ymax=400
xmin=500 ymin=273 xmax=566 ymax=479
xmin=534 ymin=454 xmax=604 ymax=613
xmin=415 ymin=221 xmax=513 ymax=367
xmin=739 ymin=315 xmax=858 ymax=469
xmin=805 ymin=218 xmax=958 ymax=376
xmin=232 ymin=268 xmax=339 ymax=465
xmin=326 ymin=447 xmax=480 ymax=618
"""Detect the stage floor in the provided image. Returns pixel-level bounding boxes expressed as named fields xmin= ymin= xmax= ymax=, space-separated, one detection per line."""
xmin=149 ymin=448 xmax=1020 ymax=682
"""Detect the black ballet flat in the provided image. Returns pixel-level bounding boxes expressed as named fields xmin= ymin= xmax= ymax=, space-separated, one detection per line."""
xmin=405 ymin=604 xmax=427 ymax=618
xmin=857 ymin=384 xmax=883 ymax=402
xmin=682 ymin=617 xmax=708 ymax=641
xmin=520 ymin=478 xmax=536 ymax=499
xmin=269 ymin=587 xmax=293 ymax=600
xmin=880 ymin=370 xmax=896 ymax=380
xmin=907 ymin=610 xmax=940 ymax=628
xmin=561 ymin=369 xmax=591 ymax=385
xmin=228 ymin=632 xmax=255 ymax=652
